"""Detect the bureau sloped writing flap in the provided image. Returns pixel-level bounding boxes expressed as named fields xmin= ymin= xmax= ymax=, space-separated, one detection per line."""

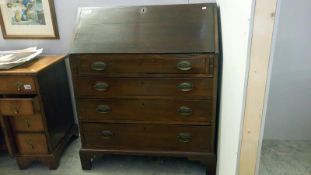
xmin=70 ymin=3 xmax=217 ymax=54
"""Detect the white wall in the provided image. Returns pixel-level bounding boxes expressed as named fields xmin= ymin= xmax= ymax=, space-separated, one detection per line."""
xmin=216 ymin=0 xmax=254 ymax=174
xmin=0 ymin=0 xmax=215 ymax=52
xmin=264 ymin=0 xmax=311 ymax=140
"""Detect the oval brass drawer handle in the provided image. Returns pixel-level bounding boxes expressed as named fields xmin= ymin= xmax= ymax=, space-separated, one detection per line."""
xmin=96 ymin=105 xmax=111 ymax=114
xmin=94 ymin=82 xmax=109 ymax=91
xmin=177 ymin=82 xmax=193 ymax=92
xmin=101 ymin=130 xmax=114 ymax=140
xmin=177 ymin=106 xmax=192 ymax=116
xmin=177 ymin=132 xmax=192 ymax=143
xmin=92 ymin=61 xmax=106 ymax=71
xmin=177 ymin=61 xmax=192 ymax=71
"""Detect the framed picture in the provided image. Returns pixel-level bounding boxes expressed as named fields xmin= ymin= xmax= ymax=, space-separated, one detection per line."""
xmin=0 ymin=0 xmax=59 ymax=39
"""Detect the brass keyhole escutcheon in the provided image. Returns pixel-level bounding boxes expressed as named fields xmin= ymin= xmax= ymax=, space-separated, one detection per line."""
xmin=140 ymin=7 xmax=147 ymax=14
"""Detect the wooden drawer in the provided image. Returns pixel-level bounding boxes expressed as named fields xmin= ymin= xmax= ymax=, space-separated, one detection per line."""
xmin=10 ymin=114 xmax=44 ymax=132
xmin=75 ymin=54 xmax=209 ymax=74
xmin=0 ymin=77 xmax=36 ymax=94
xmin=0 ymin=98 xmax=40 ymax=116
xmin=78 ymin=99 xmax=213 ymax=123
xmin=15 ymin=133 xmax=48 ymax=155
xmin=77 ymin=77 xmax=213 ymax=98
xmin=82 ymin=123 xmax=212 ymax=152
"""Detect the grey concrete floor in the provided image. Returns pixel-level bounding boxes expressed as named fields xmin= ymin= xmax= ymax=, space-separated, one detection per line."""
xmin=259 ymin=140 xmax=311 ymax=175
xmin=0 ymin=139 xmax=206 ymax=175
xmin=0 ymin=139 xmax=310 ymax=175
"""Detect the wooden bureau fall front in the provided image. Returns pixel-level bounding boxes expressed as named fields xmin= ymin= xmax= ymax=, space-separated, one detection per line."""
xmin=70 ymin=3 xmax=220 ymax=175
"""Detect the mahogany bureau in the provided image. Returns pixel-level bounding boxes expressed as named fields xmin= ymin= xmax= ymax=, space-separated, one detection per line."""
xmin=0 ymin=55 xmax=78 ymax=169
xmin=69 ymin=3 xmax=220 ymax=174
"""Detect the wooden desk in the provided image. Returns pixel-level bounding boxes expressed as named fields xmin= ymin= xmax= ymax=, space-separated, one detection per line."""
xmin=0 ymin=55 xmax=78 ymax=169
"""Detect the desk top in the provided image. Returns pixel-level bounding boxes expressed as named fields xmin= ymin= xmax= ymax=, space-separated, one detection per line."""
xmin=0 ymin=55 xmax=66 ymax=75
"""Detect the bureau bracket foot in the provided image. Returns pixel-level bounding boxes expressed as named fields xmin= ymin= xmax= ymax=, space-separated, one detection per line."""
xmin=187 ymin=155 xmax=216 ymax=175
xmin=15 ymin=124 xmax=79 ymax=170
xmin=79 ymin=148 xmax=217 ymax=173
xmin=79 ymin=150 xmax=95 ymax=170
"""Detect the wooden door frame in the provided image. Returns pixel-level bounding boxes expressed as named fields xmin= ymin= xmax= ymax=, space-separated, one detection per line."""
xmin=238 ymin=0 xmax=279 ymax=174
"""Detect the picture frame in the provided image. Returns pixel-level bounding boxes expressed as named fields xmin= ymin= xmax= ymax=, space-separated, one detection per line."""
xmin=0 ymin=0 xmax=59 ymax=39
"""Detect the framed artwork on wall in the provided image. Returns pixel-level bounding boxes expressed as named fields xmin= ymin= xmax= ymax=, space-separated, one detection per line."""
xmin=0 ymin=0 xmax=59 ymax=39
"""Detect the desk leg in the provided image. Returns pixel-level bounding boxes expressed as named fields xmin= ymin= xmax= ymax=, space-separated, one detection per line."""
xmin=0 ymin=116 xmax=16 ymax=157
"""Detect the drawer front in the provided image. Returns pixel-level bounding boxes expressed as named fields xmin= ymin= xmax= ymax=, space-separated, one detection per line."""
xmin=0 ymin=77 xmax=36 ymax=94
xmin=79 ymin=99 xmax=213 ymax=123
xmin=77 ymin=77 xmax=213 ymax=98
xmin=10 ymin=114 xmax=44 ymax=132
xmin=0 ymin=98 xmax=40 ymax=116
xmin=82 ymin=123 xmax=212 ymax=152
xmin=15 ymin=134 xmax=48 ymax=154
xmin=76 ymin=54 xmax=208 ymax=74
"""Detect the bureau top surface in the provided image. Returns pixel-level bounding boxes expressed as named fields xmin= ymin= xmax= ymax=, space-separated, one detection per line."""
xmin=0 ymin=55 xmax=65 ymax=75
xmin=70 ymin=3 xmax=218 ymax=54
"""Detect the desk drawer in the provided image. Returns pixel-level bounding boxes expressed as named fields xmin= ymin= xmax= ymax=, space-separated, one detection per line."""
xmin=82 ymin=123 xmax=212 ymax=152
xmin=75 ymin=54 xmax=208 ymax=74
xmin=15 ymin=133 xmax=48 ymax=155
xmin=77 ymin=77 xmax=213 ymax=98
xmin=0 ymin=98 xmax=40 ymax=116
xmin=0 ymin=77 xmax=36 ymax=94
xmin=10 ymin=114 xmax=44 ymax=132
xmin=79 ymin=99 xmax=213 ymax=123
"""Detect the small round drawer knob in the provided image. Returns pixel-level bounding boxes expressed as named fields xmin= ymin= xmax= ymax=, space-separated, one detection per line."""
xmin=94 ymin=82 xmax=109 ymax=91
xmin=101 ymin=130 xmax=114 ymax=140
xmin=27 ymin=141 xmax=35 ymax=150
xmin=177 ymin=82 xmax=193 ymax=92
xmin=177 ymin=61 xmax=192 ymax=71
xmin=12 ymin=106 xmax=20 ymax=114
xmin=177 ymin=106 xmax=192 ymax=116
xmin=25 ymin=119 xmax=31 ymax=128
xmin=14 ymin=109 xmax=19 ymax=114
xmin=177 ymin=132 xmax=192 ymax=143
xmin=16 ymin=82 xmax=23 ymax=91
xmin=96 ymin=105 xmax=111 ymax=114
xmin=92 ymin=61 xmax=106 ymax=71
